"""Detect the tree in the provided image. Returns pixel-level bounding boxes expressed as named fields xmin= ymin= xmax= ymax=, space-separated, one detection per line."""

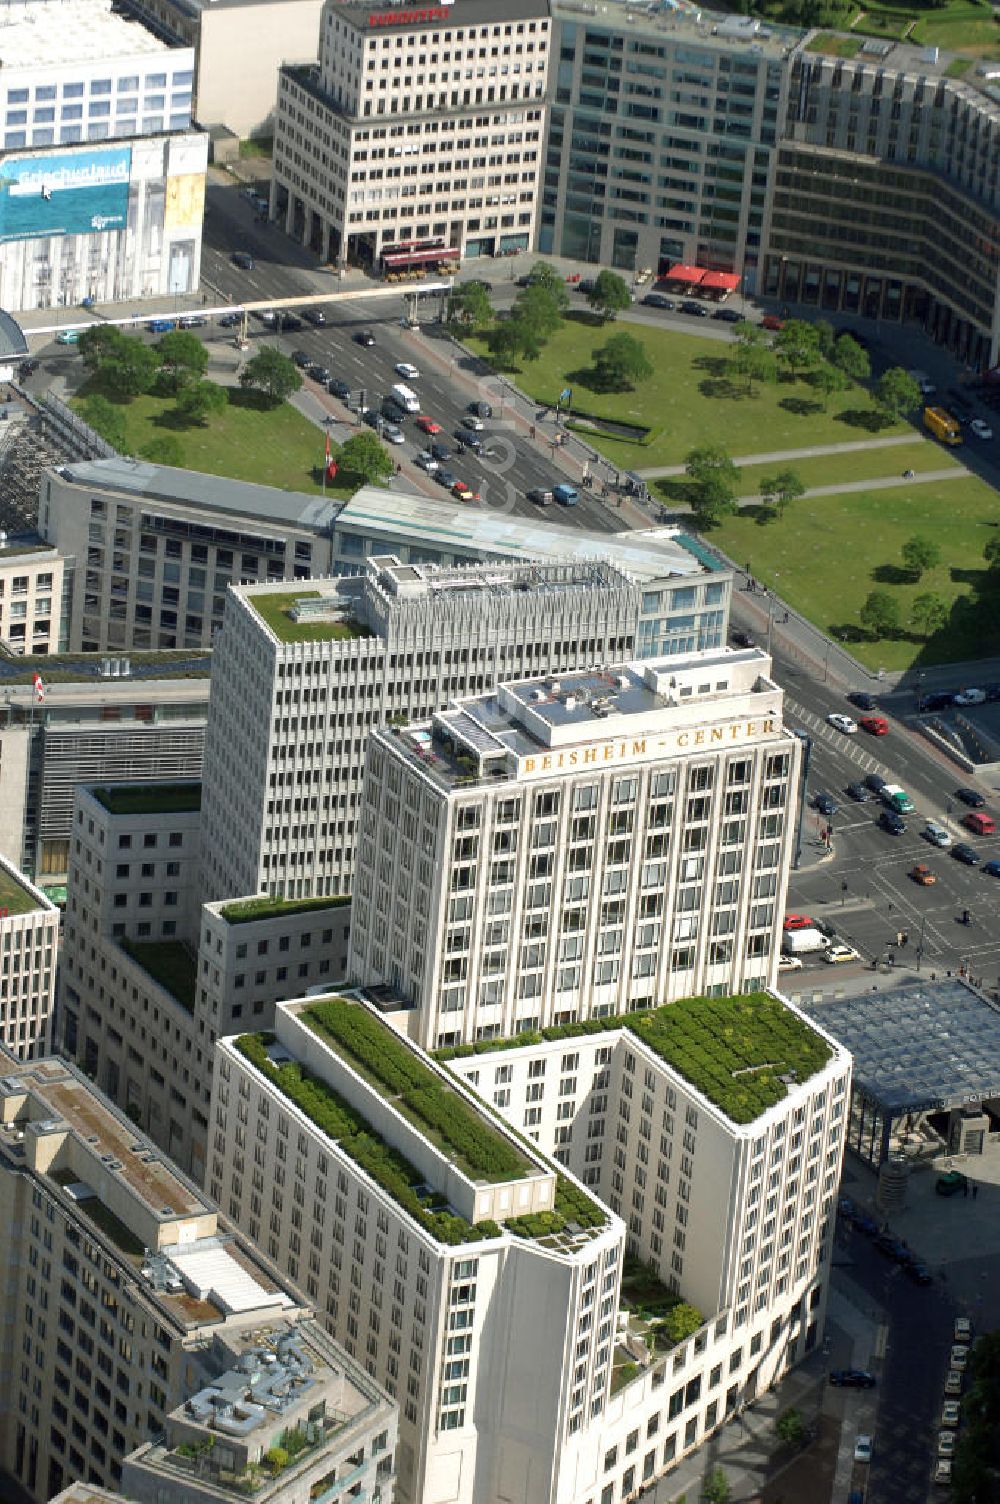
xmin=875 ymin=367 xmax=922 ymax=423
xmin=156 ymin=329 xmax=209 ymax=392
xmin=983 ymin=535 xmax=1000 ymax=572
xmin=773 ymin=319 xmax=821 ymax=380
xmin=812 ymin=364 xmax=849 ymax=409
xmin=657 ymin=1301 xmax=703 ymax=1344
xmin=239 ymin=346 xmax=302 ymax=405
xmin=859 ymin=589 xmax=902 ymax=639
xmin=814 ymin=319 xmax=837 ymax=360
xmin=78 ymin=324 xmax=129 ymax=372
xmin=684 ymin=445 xmax=740 ymax=530
xmin=911 ymin=592 xmax=947 ymax=637
xmin=730 ymin=322 xmax=776 ymax=394
xmin=775 ymin=1408 xmax=807 ymax=1448
xmin=832 ymin=333 xmax=871 ymax=383
xmin=337 ymin=430 xmax=394 ymax=485
xmin=99 ymin=336 xmax=161 ymax=399
xmin=588 ymin=269 xmax=632 ymax=322
xmin=79 ymin=394 xmax=129 ymax=453
xmin=593 ymin=332 xmax=653 ymax=391
xmin=175 ymin=379 xmax=228 ymax=426
xmin=447 ymin=280 xmax=492 ymax=331
xmin=901 ymin=534 xmax=941 ymax=580
xmin=523 ymin=261 xmax=569 ymax=310
xmin=140 ymin=435 xmax=184 ymax=466
xmin=759 ymin=467 xmax=805 ymax=518
xmin=513 ymin=282 xmax=565 ymax=339
xmin=489 ymin=316 xmax=545 ymax=364
xmin=702 ymin=1467 xmax=731 ymax=1504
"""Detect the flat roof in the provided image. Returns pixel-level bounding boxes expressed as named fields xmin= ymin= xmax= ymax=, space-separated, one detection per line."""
xmin=336 ymin=487 xmax=713 ymax=584
xmin=0 ymin=858 xmax=51 ymax=916
xmin=90 ymin=781 xmax=202 ymax=816
xmin=551 ymin=0 xmax=799 ymax=56
xmin=336 ymin=0 xmax=549 ymax=33
xmin=0 ymin=0 xmax=174 ymax=66
xmin=58 ymin=459 xmax=339 ymax=534
xmin=805 ymin=979 xmax=1000 ymax=1114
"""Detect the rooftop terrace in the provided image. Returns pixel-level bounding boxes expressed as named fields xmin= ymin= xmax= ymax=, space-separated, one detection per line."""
xmin=219 ymin=894 xmax=351 ymax=926
xmin=91 ymin=782 xmax=202 ymax=816
xmin=245 ymin=588 xmax=373 ymax=645
xmin=0 ymin=860 xmax=48 ymax=916
xmin=121 ymin=939 xmax=198 ymax=1013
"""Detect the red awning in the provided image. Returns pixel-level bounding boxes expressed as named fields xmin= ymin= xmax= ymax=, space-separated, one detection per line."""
xmin=700 ymin=270 xmax=741 ymax=291
xmin=382 ymin=246 xmax=458 ymax=268
xmin=664 ymin=264 xmax=705 ymax=284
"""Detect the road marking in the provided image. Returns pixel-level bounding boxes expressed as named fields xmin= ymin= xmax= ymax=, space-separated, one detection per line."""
xmin=873 ymin=1323 xmax=889 ymax=1360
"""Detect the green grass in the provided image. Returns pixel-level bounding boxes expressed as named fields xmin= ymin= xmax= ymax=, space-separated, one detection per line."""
xmin=467 ymin=315 xmax=901 ymax=469
xmin=238 ymin=136 xmax=273 ymax=159
xmin=121 ymin=940 xmax=198 ymax=1013
xmin=91 ymin=783 xmax=201 ymax=816
xmin=247 ymin=589 xmax=372 ymax=644
xmin=220 ymin=894 xmax=350 ymax=925
xmin=852 ymin=9 xmax=913 ymax=37
xmin=0 ymin=865 xmax=42 ymax=914
xmin=712 ymin=473 xmax=1000 ymax=669
xmin=655 ymin=440 xmax=961 ymax=507
xmin=71 ymin=383 xmax=357 ymax=498
xmin=945 ymin=54 xmax=974 ymax=73
xmin=806 ymin=31 xmax=864 ymax=53
xmin=912 ymin=4 xmax=1000 ymax=50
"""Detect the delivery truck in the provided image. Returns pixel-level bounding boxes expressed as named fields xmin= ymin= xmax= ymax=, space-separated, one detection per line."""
xmin=923 ymin=406 xmax=962 ymax=445
xmin=782 ymin=927 xmax=828 ymax=956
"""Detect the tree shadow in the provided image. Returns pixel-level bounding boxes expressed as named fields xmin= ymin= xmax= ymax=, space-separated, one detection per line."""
xmin=778 ymin=396 xmax=823 ymax=417
xmin=653 ymin=478 xmax=694 ymax=505
xmin=699 ymin=376 xmax=745 ymax=400
xmin=226 ymin=387 xmax=279 ymax=412
xmin=149 ymin=407 xmax=191 ymax=431
xmin=836 ymin=407 xmax=888 ymax=431
xmin=691 ymin=354 xmax=731 ymax=378
xmin=871 ymin=564 xmax=913 ymax=585
xmin=829 ymin=623 xmax=870 ymax=643
xmin=950 ymin=566 xmax=988 ymax=586
xmin=565 ymin=363 xmax=630 ymax=395
xmin=565 ymin=308 xmax=604 ymax=327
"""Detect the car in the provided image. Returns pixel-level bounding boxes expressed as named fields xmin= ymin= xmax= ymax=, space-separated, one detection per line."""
xmin=955 ymin=1317 xmax=973 ymax=1344
xmin=827 ymin=713 xmax=858 ymax=734
xmin=956 ymin=787 xmax=986 ymax=807
xmin=395 ymin=362 xmax=420 ymax=380
xmin=924 ymin=820 xmax=953 ymax=847
xmin=231 ymin=251 xmax=255 ymax=270
xmin=280 ymin=313 xmax=303 ymax=332
xmin=942 ymin=1400 xmax=961 ymax=1427
xmin=455 ymin=430 xmax=483 ymax=453
xmin=920 ymin=691 xmax=955 ymax=712
xmin=465 ymin=278 xmax=492 ymax=294
xmin=643 ymin=293 xmax=675 ymax=309
xmin=730 ymin=628 xmax=755 ymax=648
xmin=460 ymin=414 xmax=485 ymax=432
xmin=777 ymin=954 xmax=803 ymax=972
xmin=553 ymin=484 xmax=579 ymax=506
xmin=939 ymin=1431 xmax=958 ymax=1458
xmin=415 ymin=451 xmax=438 ymax=472
xmin=308 ymin=364 xmax=331 ymax=384
xmin=435 ymin=468 xmax=456 ymax=489
xmin=383 ymin=424 xmax=405 ymax=444
xmin=147 ymin=318 xmax=175 ymax=333
xmin=328 ymin=377 xmax=351 ymax=400
xmin=291 ymin=349 xmax=312 ymax=368
xmin=986 ymin=682 xmax=1000 ymax=702
xmin=849 ymin=691 xmax=879 ymax=711
xmin=469 ymin=400 xmax=492 ymax=418
xmin=713 ymin=307 xmax=743 ymax=322
xmin=416 ymin=416 xmax=442 ymax=435
xmin=951 ymin=1346 xmax=970 ymax=1371
xmin=55 ymin=330 xmax=80 ymax=345
xmin=354 ymin=330 xmax=376 ymax=346
xmin=824 ymin=943 xmax=861 ymax=965
xmin=947 ymin=392 xmax=972 ymax=421
xmin=362 ymin=410 xmax=381 ymax=430
xmin=934 ymin=1459 xmax=953 ymax=1486
xmin=761 ymin=314 xmax=784 ymax=331
xmin=952 ymin=842 xmax=981 ymax=866
xmin=853 ymin=1435 xmax=873 ymax=1465
xmin=944 ymin=1370 xmax=964 ymax=1396
xmin=970 ymin=417 xmax=994 ymax=439
xmin=430 ymin=442 xmax=451 ymax=462
xmin=829 ymin=1370 xmax=876 ymax=1389
xmin=217 ymin=312 xmax=241 ymax=328
xmin=984 ymin=858 xmax=1000 ymax=877
xmin=178 ymin=314 xmax=207 ymax=328
xmin=382 ymin=399 xmax=406 ymax=423
xmin=907 ymin=1260 xmax=933 ymax=1284
xmin=304 ymin=308 xmax=327 ymax=326
xmin=860 ymin=715 xmax=889 ymax=735
xmin=954 ymin=688 xmax=986 ymax=705
xmin=938 ymin=1170 xmax=968 ymax=1197
xmin=527 ymin=487 xmax=554 ymax=506
xmin=852 ymin=1210 xmax=879 ymax=1236
xmin=910 ymin=863 xmax=937 ymax=886
xmin=865 ymin=774 xmax=887 ymax=794
xmin=880 ymin=810 xmax=906 ymax=835
xmin=18 ymin=358 xmax=38 ymax=376
xmin=847 ymin=782 xmax=872 ymax=803
xmin=681 ymin=300 xmax=709 ymax=316
xmin=452 ymin=480 xmax=478 ymax=501
xmin=783 ymin=914 xmax=815 ymax=931
xmin=813 ymin=792 xmax=838 ymax=816
xmin=874 ymin=1232 xmax=911 ymax=1261
xmin=255 ymin=308 xmax=277 ymax=326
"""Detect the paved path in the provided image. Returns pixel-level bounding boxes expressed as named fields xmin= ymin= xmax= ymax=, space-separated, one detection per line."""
xmin=637 ymin=432 xmax=929 ymax=480
xmin=730 ymin=466 xmax=965 ymax=507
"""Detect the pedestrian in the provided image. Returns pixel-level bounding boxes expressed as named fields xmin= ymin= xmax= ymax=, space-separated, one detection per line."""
xmin=395 ymin=462 xmax=401 ymax=474
xmin=530 ymin=424 xmax=536 ymax=439
xmin=973 ymin=1184 xmax=979 ymax=1200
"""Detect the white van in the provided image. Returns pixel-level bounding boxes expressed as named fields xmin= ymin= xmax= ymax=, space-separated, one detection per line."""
xmin=390 ymin=382 xmax=420 ymax=413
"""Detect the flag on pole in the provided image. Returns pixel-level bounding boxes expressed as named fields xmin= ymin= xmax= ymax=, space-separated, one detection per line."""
xmin=32 ymin=673 xmax=45 ymax=703
xmin=324 ymin=432 xmax=337 ymax=481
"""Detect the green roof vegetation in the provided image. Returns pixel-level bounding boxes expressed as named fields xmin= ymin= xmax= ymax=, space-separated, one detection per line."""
xmin=436 ymin=993 xmax=833 ymax=1125
xmin=92 ymin=783 xmax=201 ymax=816
xmin=220 ymin=894 xmax=350 ymax=925
xmin=0 ymin=863 xmax=42 ymax=915
xmin=248 ymin=590 xmax=372 ymax=645
xmin=121 ymin=940 xmax=197 ymax=1013
xmin=51 ymin=1167 xmax=145 ymax=1257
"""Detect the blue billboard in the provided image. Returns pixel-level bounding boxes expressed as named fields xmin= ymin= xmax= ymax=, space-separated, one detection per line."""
xmin=0 ymin=145 xmax=132 ymax=244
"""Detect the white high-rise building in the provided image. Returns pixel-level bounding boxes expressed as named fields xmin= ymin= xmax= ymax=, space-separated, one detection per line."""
xmin=210 ymin=987 xmax=850 ymax=1504
xmin=200 ymin=558 xmax=640 ymax=904
xmin=348 ymin=648 xmax=799 ymax=1050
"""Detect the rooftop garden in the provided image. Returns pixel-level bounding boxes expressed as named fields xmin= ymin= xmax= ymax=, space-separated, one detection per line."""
xmin=92 ymin=783 xmax=202 ymax=816
xmin=121 ymin=940 xmax=198 ymax=1014
xmin=51 ymin=1167 xmax=145 ymax=1257
xmin=220 ymin=894 xmax=350 ymax=926
xmin=0 ymin=863 xmax=42 ymax=915
xmin=247 ymin=590 xmax=372 ymax=645
xmin=436 ymin=994 xmax=832 ymax=1125
xmin=302 ymin=999 xmax=532 ymax=1182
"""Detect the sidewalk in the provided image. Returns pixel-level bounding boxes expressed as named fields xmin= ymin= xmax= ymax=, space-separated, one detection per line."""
xmin=637 ymin=432 xmax=922 ymax=481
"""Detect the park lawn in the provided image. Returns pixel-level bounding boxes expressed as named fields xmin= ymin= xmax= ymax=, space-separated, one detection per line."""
xmin=665 ymin=440 xmax=959 ymax=503
xmin=912 ymin=7 xmax=1000 ymax=50
xmin=710 ymin=473 xmax=1000 ymax=671
xmin=806 ymin=31 xmax=863 ymax=55
xmin=467 ymin=315 xmax=903 ymax=469
xmin=71 ymin=385 xmax=357 ymax=498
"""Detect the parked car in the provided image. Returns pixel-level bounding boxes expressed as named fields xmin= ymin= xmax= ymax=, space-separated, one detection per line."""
xmin=849 ymin=691 xmax=879 ymax=711
xmin=910 ymin=863 xmax=937 ymax=886
xmin=907 ymin=1261 xmax=933 ymax=1285
xmin=383 ymin=424 xmax=405 ymax=444
xmin=853 ymin=1435 xmax=873 ymax=1465
xmin=944 ymin=1371 xmax=964 ymax=1396
xmin=874 ymin=1232 xmax=911 ymax=1262
xmin=954 ymin=687 xmax=986 ymax=705
xmin=730 ymin=628 xmax=755 ymax=647
xmin=713 ymin=307 xmax=743 ymax=322
xmin=643 ymin=293 xmax=674 ymax=309
xmin=460 ymin=413 xmax=485 ymax=432
xmin=827 ymin=713 xmax=858 ymax=734
xmin=865 ymin=774 xmax=888 ymax=795
xmin=178 ymin=314 xmax=207 ymax=328
xmin=970 ymin=417 xmax=993 ymax=440
xmin=415 ymin=451 xmax=438 ymax=472
xmin=938 ymin=1431 xmax=957 ymax=1458
xmin=430 ymin=442 xmax=451 ymax=462
xmin=434 ymin=469 xmax=456 ymax=488
xmin=847 ymin=782 xmax=872 ymax=803
xmin=217 ymin=312 xmax=241 ymax=328
xmin=924 ymin=820 xmax=953 ymax=848
xmin=455 ymin=429 xmax=483 ymax=453
xmin=416 ymin=416 xmax=442 ymax=434
xmin=983 ymin=859 xmax=1000 ymax=877
xmin=452 ymin=480 xmax=478 ymax=501
xmin=920 ymin=691 xmax=954 ymax=712
xmin=280 ymin=313 xmax=303 ymax=332
xmin=783 ymin=914 xmax=816 ymax=931
xmin=291 ymin=349 xmax=312 ymax=368
xmin=308 ymin=364 xmax=331 ymax=384
xmin=952 ymin=842 xmax=980 ymax=866
xmin=824 ymin=943 xmax=861 ymax=965
xmin=304 ymin=308 xmax=327 ymax=326
xmin=681 ymin=299 xmax=709 ymax=317
xmin=938 ymin=1171 xmax=968 ymax=1197
xmin=951 ymin=1346 xmax=970 ymax=1371
xmin=813 ymin=792 xmax=838 ymax=816
xmin=255 ymin=308 xmax=277 ymax=325
xmin=328 ymin=377 xmax=351 ymax=400
xmin=942 ymin=1400 xmax=961 ymax=1427
xmin=354 ymin=329 xmax=376 ymax=346
xmin=880 ymin=810 xmax=906 ymax=835
xmin=553 ymin=484 xmax=579 ymax=506
xmin=956 ymin=787 xmax=986 ymax=807
xmin=230 ymin=251 xmax=255 ymax=270
xmin=829 ymin=1370 xmax=876 ymax=1389
xmin=469 ymin=400 xmax=492 ymax=418
xmin=777 ymin=954 xmax=802 ymax=972
xmin=55 ymin=330 xmax=80 ymax=344
xmin=955 ymin=1317 xmax=973 ymax=1343
xmin=860 ymin=715 xmax=889 ymax=735
xmin=963 ymin=810 xmax=996 ymax=835
xmin=148 ymin=318 xmax=175 ymax=333
xmin=527 ymin=487 xmax=554 ymax=506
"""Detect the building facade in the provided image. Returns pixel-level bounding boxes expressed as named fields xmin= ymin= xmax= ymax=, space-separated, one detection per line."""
xmin=0 ymin=1053 xmax=396 ymax=1504
xmin=0 ymin=544 xmax=66 ymax=657
xmin=348 ymin=648 xmax=799 ymax=1050
xmin=270 ymin=0 xmax=551 ymax=267
xmin=0 ymin=0 xmax=206 ymax=311
xmin=0 ymin=857 xmax=59 ymax=1059
xmin=200 ymin=558 xmax=640 ymax=903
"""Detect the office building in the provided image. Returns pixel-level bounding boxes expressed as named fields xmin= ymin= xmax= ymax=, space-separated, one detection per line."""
xmin=0 ymin=1053 xmax=396 ymax=1504
xmin=542 ymin=6 xmax=791 ymax=286
xmin=200 ymin=557 xmax=640 ymax=903
xmin=60 ymin=782 xmax=351 ymax=1179
xmin=349 ymin=647 xmax=799 ymax=1050
xmin=270 ymin=0 xmax=551 ymax=267
xmin=0 ymin=542 xmax=66 ymax=657
xmin=0 ymin=0 xmax=206 ymax=310
xmin=0 ymin=857 xmax=59 ymax=1059
xmin=211 ymin=987 xmax=849 ymax=1504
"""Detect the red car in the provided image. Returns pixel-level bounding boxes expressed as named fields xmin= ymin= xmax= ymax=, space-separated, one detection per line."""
xmin=783 ymin=914 xmax=815 ymax=931
xmin=762 ymin=314 xmax=785 ymax=331
xmin=859 ymin=715 xmax=889 ymax=736
xmin=416 ymin=415 xmax=441 ymax=435
xmin=452 ymin=480 xmax=479 ymax=501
